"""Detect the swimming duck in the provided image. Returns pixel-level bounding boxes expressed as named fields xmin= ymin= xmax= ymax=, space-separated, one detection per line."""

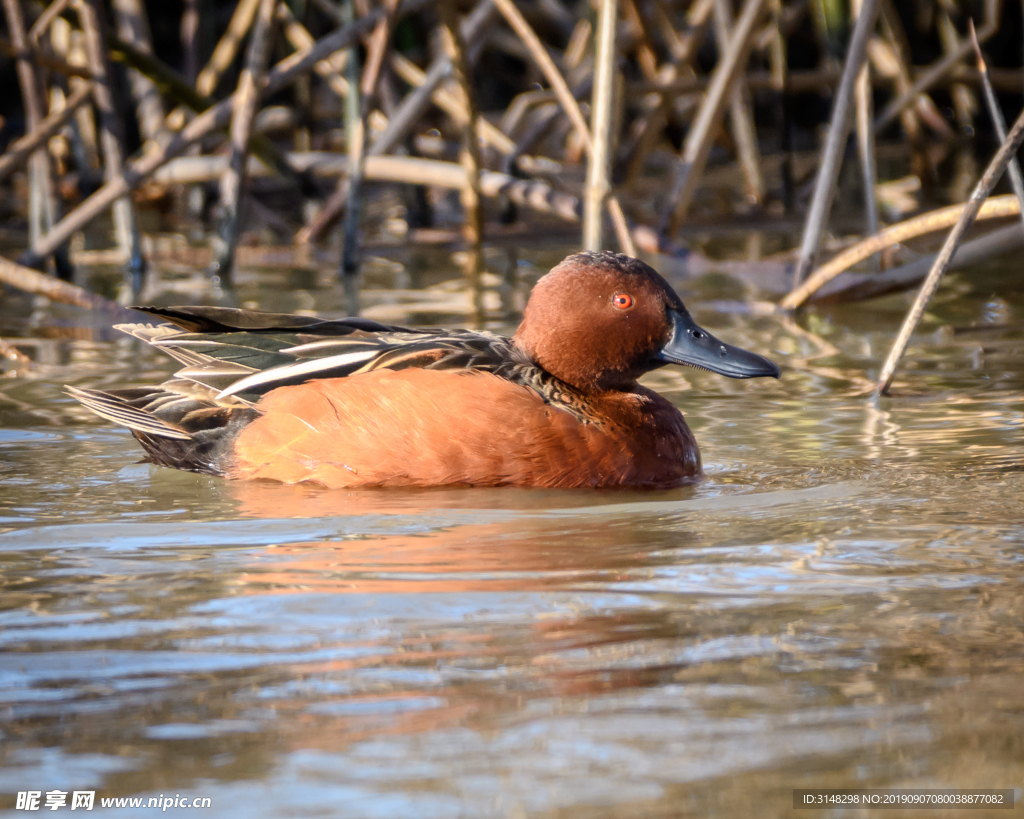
xmin=69 ymin=251 xmax=779 ymax=489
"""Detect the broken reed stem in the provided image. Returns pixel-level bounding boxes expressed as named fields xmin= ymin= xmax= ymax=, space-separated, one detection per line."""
xmin=152 ymin=153 xmax=583 ymax=222
xmin=852 ymin=0 xmax=879 ymax=264
xmin=789 ymin=0 xmax=880 ymax=288
xmin=781 ymin=193 xmax=1022 ymax=310
xmin=492 ymin=0 xmax=633 ymax=254
xmin=0 ymin=82 xmax=93 ymax=183
xmin=713 ymin=0 xmax=764 ymax=207
xmin=0 ymin=253 xmax=135 ymax=317
xmin=969 ymin=19 xmax=1024 ymax=233
xmin=21 ymin=0 xmax=427 ymax=268
xmin=876 ymin=105 xmax=1024 ymax=396
xmin=813 ymin=223 xmax=1024 ymax=306
xmin=874 ymin=0 xmax=998 ymax=133
xmin=659 ymin=0 xmax=769 ymax=236
xmin=77 ymin=0 xmax=147 ymax=295
xmin=583 ymin=0 xmax=619 ymax=251
xmin=213 ymin=0 xmax=278 ymax=289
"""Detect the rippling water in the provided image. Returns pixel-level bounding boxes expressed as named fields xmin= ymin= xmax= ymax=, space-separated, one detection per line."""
xmin=1 ymin=248 xmax=1023 ymax=817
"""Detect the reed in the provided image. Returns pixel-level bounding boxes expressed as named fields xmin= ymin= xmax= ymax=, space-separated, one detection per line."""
xmin=0 ymin=0 xmax=1021 ymax=337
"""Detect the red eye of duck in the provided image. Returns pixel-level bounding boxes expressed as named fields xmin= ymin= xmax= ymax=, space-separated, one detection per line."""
xmin=611 ymin=293 xmax=634 ymax=310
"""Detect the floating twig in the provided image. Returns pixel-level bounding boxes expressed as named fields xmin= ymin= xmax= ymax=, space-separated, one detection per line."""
xmin=0 ymin=254 xmax=135 ymax=317
xmin=810 ymin=223 xmax=1024 ymax=306
xmin=781 ymin=193 xmax=1022 ymax=309
xmin=876 ymin=105 xmax=1024 ymax=395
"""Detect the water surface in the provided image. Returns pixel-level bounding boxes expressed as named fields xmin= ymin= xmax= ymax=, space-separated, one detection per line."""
xmin=1 ymin=250 xmax=1022 ymax=817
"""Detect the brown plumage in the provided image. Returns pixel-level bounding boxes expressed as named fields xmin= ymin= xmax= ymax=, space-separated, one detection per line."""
xmin=69 ymin=251 xmax=780 ymax=489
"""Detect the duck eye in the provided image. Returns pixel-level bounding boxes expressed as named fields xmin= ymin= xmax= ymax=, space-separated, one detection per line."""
xmin=612 ymin=293 xmax=634 ymax=310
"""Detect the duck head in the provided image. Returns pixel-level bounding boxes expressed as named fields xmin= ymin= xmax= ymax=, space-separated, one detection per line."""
xmin=514 ymin=251 xmax=781 ymax=392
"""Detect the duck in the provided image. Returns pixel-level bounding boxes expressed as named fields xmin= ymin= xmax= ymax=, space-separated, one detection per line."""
xmin=68 ymin=251 xmax=780 ymax=489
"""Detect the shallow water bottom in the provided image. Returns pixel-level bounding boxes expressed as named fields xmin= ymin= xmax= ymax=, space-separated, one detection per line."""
xmin=1 ymin=251 xmax=1023 ymax=817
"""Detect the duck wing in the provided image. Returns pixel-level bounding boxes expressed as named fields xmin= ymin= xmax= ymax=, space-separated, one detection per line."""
xmin=120 ymin=305 xmax=527 ymax=403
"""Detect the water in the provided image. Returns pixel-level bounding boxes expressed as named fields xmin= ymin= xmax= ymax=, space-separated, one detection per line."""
xmin=1 ymin=248 xmax=1023 ymax=817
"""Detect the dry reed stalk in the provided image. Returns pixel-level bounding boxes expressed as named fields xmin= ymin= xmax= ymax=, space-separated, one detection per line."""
xmin=439 ymin=0 xmax=485 ymax=284
xmin=0 ymin=336 xmax=32 ymax=367
xmin=27 ymin=0 xmax=71 ymax=41
xmin=279 ymin=5 xmax=351 ymax=100
xmin=111 ymin=0 xmax=165 ymax=144
xmin=816 ymin=223 xmax=1023 ymax=305
xmin=659 ymin=0 xmax=769 ymax=236
xmin=621 ymin=0 xmax=714 ymax=187
xmin=342 ymin=0 xmax=399 ymax=298
xmin=852 ymin=0 xmax=879 ymax=264
xmin=180 ymin=0 xmax=199 ymax=83
xmin=713 ymin=0 xmax=764 ymax=207
xmin=491 ymin=0 xmax=634 ymax=254
xmin=298 ymin=0 xmax=494 ymax=244
xmin=151 ymin=152 xmax=583 ymax=221
xmin=874 ymin=0 xmax=998 ymax=133
xmin=0 ymin=34 xmax=93 ymax=79
xmin=969 ymin=19 xmax=1024 ymax=232
xmin=197 ymin=0 xmax=262 ymax=97
xmin=3 ymin=0 xmax=67 ymax=274
xmin=0 ymin=82 xmax=93 ymax=183
xmin=21 ymin=0 xmax=424 ymax=268
xmin=0 ymin=254 xmax=135 ymax=316
xmin=937 ymin=8 xmax=976 ymax=132
xmin=370 ymin=0 xmax=495 ymax=157
xmin=583 ymin=0 xmax=619 ymax=250
xmin=876 ymin=106 xmax=1024 ymax=395
xmin=781 ymin=193 xmax=1022 ymax=310
xmin=789 ymin=0 xmax=880 ymax=288
xmin=212 ymin=0 xmax=278 ymax=288
xmin=390 ymin=54 xmax=515 ymax=153
xmin=77 ymin=0 xmax=147 ymax=294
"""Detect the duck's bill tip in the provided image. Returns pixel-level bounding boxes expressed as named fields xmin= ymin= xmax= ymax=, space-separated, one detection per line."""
xmin=655 ymin=310 xmax=781 ymax=379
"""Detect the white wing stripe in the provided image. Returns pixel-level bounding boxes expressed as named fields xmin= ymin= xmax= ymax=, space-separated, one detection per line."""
xmin=216 ymin=350 xmax=379 ymax=399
